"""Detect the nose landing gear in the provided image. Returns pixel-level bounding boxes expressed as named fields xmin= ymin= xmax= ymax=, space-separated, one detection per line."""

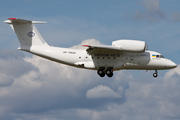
xmin=153 ymin=70 xmax=158 ymax=78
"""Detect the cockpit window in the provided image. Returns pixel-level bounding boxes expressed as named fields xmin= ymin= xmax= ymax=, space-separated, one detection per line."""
xmin=160 ymin=55 xmax=164 ymax=58
xmin=156 ymin=55 xmax=164 ymax=58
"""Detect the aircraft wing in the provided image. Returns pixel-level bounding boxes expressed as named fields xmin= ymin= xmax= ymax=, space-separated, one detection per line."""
xmin=83 ymin=40 xmax=147 ymax=53
xmin=83 ymin=44 xmax=125 ymax=54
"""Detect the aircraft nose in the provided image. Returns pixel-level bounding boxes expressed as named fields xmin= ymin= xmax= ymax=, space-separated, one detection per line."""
xmin=167 ymin=61 xmax=177 ymax=69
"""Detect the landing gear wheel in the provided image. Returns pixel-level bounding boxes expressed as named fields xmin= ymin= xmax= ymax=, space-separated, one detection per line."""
xmin=153 ymin=70 xmax=158 ymax=78
xmin=105 ymin=69 xmax=113 ymax=78
xmin=97 ymin=69 xmax=105 ymax=77
xmin=153 ymin=73 xmax=158 ymax=78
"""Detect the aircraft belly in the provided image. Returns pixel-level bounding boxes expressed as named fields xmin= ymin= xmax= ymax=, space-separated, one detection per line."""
xmin=29 ymin=46 xmax=84 ymax=67
xmin=91 ymin=58 xmax=124 ymax=70
xmin=145 ymin=60 xmax=167 ymax=70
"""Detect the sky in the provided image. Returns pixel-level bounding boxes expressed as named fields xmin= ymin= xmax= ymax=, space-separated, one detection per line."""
xmin=0 ymin=0 xmax=180 ymax=120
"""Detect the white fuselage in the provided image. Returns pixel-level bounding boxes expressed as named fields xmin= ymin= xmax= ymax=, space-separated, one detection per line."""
xmin=22 ymin=46 xmax=177 ymax=71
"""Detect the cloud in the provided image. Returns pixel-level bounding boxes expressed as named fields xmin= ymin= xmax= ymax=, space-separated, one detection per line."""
xmin=70 ymin=38 xmax=103 ymax=49
xmin=172 ymin=11 xmax=180 ymax=22
xmin=0 ymin=40 xmax=124 ymax=119
xmin=0 ymin=49 xmax=36 ymax=87
xmin=164 ymin=64 xmax=180 ymax=78
xmin=86 ymin=85 xmax=122 ymax=99
xmin=0 ymin=39 xmax=180 ymax=120
xmin=80 ymin=66 xmax=180 ymax=120
xmin=133 ymin=0 xmax=166 ymax=22
xmin=0 ymin=73 xmax=14 ymax=87
xmin=124 ymin=0 xmax=180 ymax=23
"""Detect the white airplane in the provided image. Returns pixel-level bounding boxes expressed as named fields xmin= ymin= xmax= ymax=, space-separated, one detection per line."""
xmin=4 ymin=18 xmax=177 ymax=78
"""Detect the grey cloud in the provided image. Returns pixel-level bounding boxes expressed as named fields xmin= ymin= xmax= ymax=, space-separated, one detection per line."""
xmin=86 ymin=85 xmax=122 ymax=99
xmin=77 ymin=67 xmax=180 ymax=120
xmin=70 ymin=38 xmax=103 ymax=49
xmin=0 ymin=49 xmax=24 ymax=59
xmin=133 ymin=0 xmax=166 ymax=22
xmin=0 ymin=73 xmax=14 ymax=86
xmin=164 ymin=64 xmax=180 ymax=78
xmin=0 ymin=40 xmax=179 ymax=120
xmin=172 ymin=11 xmax=180 ymax=22
xmin=0 ymin=49 xmax=37 ymax=78
xmin=0 ymin=46 xmax=125 ymax=118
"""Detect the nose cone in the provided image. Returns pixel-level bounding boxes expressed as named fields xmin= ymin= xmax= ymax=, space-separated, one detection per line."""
xmin=167 ymin=61 xmax=177 ymax=69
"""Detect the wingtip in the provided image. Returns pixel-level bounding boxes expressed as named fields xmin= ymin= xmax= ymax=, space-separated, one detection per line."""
xmin=8 ymin=18 xmax=17 ymax=20
xmin=83 ymin=45 xmax=91 ymax=47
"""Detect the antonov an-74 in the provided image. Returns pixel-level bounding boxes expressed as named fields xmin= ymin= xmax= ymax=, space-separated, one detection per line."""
xmin=4 ymin=18 xmax=177 ymax=78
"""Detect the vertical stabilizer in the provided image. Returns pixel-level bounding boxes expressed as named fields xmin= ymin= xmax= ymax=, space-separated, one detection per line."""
xmin=4 ymin=18 xmax=49 ymax=50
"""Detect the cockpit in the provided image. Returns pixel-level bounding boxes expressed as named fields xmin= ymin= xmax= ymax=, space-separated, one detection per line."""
xmin=152 ymin=54 xmax=164 ymax=58
xmin=156 ymin=55 xmax=164 ymax=58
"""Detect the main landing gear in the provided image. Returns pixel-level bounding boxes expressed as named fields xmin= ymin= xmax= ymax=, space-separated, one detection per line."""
xmin=153 ymin=70 xmax=158 ymax=78
xmin=97 ymin=69 xmax=105 ymax=77
xmin=97 ymin=67 xmax=113 ymax=78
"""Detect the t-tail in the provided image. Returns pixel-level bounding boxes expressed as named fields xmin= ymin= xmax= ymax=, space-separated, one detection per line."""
xmin=4 ymin=18 xmax=49 ymax=51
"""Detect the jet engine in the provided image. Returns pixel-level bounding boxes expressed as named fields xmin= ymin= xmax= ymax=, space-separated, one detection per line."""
xmin=112 ymin=39 xmax=147 ymax=53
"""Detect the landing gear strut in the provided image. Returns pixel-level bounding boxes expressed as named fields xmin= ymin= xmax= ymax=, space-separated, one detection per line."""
xmin=97 ymin=67 xmax=113 ymax=78
xmin=153 ymin=70 xmax=158 ymax=78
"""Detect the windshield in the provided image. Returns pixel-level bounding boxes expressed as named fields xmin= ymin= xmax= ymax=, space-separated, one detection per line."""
xmin=160 ymin=55 xmax=164 ymax=58
xmin=156 ymin=55 xmax=164 ymax=58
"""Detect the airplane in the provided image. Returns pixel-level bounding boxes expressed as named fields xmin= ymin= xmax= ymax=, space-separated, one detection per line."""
xmin=4 ymin=18 xmax=177 ymax=78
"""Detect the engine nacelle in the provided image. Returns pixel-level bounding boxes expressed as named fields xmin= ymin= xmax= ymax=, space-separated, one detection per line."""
xmin=112 ymin=39 xmax=147 ymax=53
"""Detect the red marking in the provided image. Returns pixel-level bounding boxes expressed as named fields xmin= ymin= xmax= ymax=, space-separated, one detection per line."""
xmin=83 ymin=45 xmax=91 ymax=47
xmin=8 ymin=18 xmax=17 ymax=20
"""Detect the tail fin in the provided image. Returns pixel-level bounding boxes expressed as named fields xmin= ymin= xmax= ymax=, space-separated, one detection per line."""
xmin=4 ymin=18 xmax=49 ymax=50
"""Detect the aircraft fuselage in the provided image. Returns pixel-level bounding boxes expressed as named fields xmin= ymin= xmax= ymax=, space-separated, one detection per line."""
xmin=23 ymin=46 xmax=176 ymax=71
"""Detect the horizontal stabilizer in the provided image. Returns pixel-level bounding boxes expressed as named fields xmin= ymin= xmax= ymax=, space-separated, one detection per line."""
xmin=4 ymin=18 xmax=47 ymax=24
